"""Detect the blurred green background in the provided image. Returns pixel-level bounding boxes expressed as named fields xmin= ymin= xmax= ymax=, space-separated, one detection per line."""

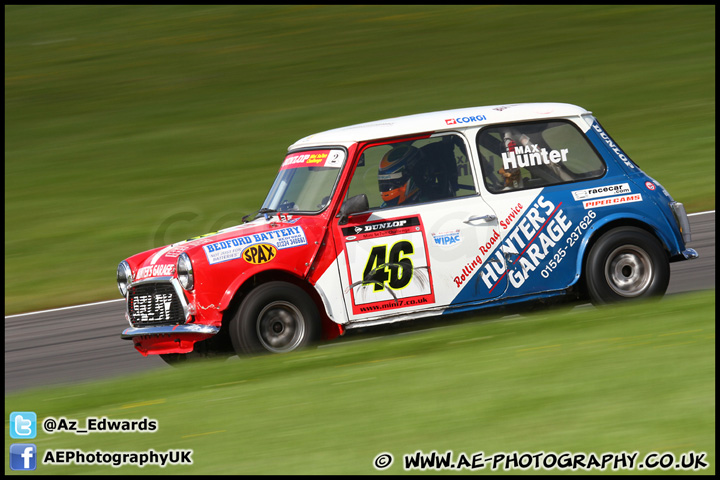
xmin=4 ymin=5 xmax=715 ymax=314
xmin=4 ymin=290 xmax=715 ymax=474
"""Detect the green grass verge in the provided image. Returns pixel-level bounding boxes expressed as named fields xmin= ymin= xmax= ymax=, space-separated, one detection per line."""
xmin=5 ymin=290 xmax=715 ymax=474
xmin=4 ymin=5 xmax=715 ymax=315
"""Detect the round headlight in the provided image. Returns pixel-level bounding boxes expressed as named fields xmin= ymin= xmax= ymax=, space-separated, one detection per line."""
xmin=177 ymin=253 xmax=194 ymax=291
xmin=117 ymin=261 xmax=133 ymax=297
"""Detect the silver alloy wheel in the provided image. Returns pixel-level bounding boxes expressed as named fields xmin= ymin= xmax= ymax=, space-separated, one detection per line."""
xmin=256 ymin=301 xmax=306 ymax=353
xmin=604 ymin=245 xmax=653 ymax=297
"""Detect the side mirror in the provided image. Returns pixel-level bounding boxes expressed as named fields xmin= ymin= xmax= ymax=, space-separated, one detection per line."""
xmin=337 ymin=194 xmax=369 ymax=225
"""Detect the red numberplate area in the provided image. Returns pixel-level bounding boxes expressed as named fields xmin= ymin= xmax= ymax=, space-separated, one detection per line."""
xmin=340 ymin=216 xmax=435 ymax=316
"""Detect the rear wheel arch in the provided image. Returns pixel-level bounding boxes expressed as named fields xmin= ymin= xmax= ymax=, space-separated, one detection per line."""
xmin=579 ymin=222 xmax=670 ymax=304
xmin=576 ymin=218 xmax=670 ymax=299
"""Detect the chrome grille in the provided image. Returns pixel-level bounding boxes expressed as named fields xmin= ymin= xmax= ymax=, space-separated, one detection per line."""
xmin=128 ymin=282 xmax=185 ymax=327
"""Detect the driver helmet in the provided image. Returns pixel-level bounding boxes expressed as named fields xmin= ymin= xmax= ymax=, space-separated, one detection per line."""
xmin=378 ymin=145 xmax=422 ymax=206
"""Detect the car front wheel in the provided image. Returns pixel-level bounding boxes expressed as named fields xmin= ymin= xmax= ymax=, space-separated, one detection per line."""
xmin=229 ymin=281 xmax=321 ymax=355
xmin=585 ymin=227 xmax=669 ymax=305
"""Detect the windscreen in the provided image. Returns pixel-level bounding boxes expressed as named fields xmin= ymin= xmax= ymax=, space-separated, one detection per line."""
xmin=261 ymin=149 xmax=346 ymax=213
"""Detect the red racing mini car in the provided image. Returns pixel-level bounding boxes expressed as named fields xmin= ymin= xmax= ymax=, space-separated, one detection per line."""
xmin=117 ymin=103 xmax=697 ymax=364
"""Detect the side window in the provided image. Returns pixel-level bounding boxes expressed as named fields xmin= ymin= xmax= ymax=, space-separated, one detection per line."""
xmin=477 ymin=120 xmax=606 ymax=193
xmin=346 ymin=134 xmax=476 ymax=210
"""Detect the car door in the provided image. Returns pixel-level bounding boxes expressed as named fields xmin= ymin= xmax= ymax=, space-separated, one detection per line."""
xmin=473 ymin=118 xmax=609 ymax=298
xmin=331 ymin=133 xmax=508 ymax=322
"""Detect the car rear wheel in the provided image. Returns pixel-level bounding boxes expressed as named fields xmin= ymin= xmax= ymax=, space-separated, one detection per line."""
xmin=585 ymin=227 xmax=669 ymax=305
xmin=230 ymin=281 xmax=321 ymax=355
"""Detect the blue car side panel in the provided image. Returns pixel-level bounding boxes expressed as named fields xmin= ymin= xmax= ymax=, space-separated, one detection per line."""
xmin=586 ymin=120 xmax=686 ymax=255
xmin=449 ymin=120 xmax=682 ymax=308
xmin=450 ymin=188 xmax=585 ymax=306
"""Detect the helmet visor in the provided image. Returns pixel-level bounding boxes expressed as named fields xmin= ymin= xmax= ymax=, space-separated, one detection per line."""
xmin=378 ymin=171 xmax=405 ymax=193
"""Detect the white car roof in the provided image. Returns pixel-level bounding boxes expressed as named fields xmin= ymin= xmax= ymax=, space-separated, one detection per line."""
xmin=289 ymin=102 xmax=591 ymax=150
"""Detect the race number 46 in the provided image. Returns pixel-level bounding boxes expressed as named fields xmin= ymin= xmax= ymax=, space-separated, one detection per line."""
xmin=363 ymin=241 xmax=414 ymax=291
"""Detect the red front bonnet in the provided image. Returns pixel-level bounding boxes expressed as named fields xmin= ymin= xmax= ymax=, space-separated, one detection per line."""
xmin=124 ymin=214 xmax=333 ymax=320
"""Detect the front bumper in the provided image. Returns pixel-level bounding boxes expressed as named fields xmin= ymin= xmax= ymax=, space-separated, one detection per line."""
xmin=121 ymin=324 xmax=219 ymax=339
xmin=121 ymin=324 xmax=220 ymax=356
xmin=681 ymin=248 xmax=699 ymax=260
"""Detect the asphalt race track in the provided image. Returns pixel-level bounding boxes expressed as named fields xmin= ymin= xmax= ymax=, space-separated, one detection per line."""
xmin=5 ymin=212 xmax=715 ymax=394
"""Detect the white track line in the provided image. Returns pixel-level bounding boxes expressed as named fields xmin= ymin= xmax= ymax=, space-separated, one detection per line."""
xmin=5 ymin=210 xmax=715 ymax=319
xmin=5 ymin=298 xmax=125 ymax=319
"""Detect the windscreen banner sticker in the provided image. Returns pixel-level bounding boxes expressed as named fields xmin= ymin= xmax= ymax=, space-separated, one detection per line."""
xmin=342 ymin=216 xmax=434 ymax=315
xmin=582 ymin=193 xmax=642 ymax=209
xmin=203 ymin=226 xmax=307 ymax=265
xmin=281 ymin=149 xmax=345 ymax=170
xmin=572 ymin=183 xmax=631 ymax=201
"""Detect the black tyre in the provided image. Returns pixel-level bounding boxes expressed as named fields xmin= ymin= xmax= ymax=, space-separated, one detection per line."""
xmin=159 ymin=338 xmax=231 ymax=367
xmin=585 ymin=227 xmax=669 ymax=305
xmin=230 ymin=281 xmax=321 ymax=355
xmin=160 ymin=353 xmax=192 ymax=367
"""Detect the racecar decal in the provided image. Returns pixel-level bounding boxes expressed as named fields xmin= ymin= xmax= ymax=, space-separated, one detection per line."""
xmin=571 ymin=183 xmax=631 ymax=201
xmin=341 ymin=216 xmax=434 ymax=315
xmin=203 ymin=226 xmax=307 ymax=265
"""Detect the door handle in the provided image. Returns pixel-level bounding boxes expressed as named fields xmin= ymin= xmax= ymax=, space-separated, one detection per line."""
xmin=463 ymin=214 xmax=497 ymax=224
